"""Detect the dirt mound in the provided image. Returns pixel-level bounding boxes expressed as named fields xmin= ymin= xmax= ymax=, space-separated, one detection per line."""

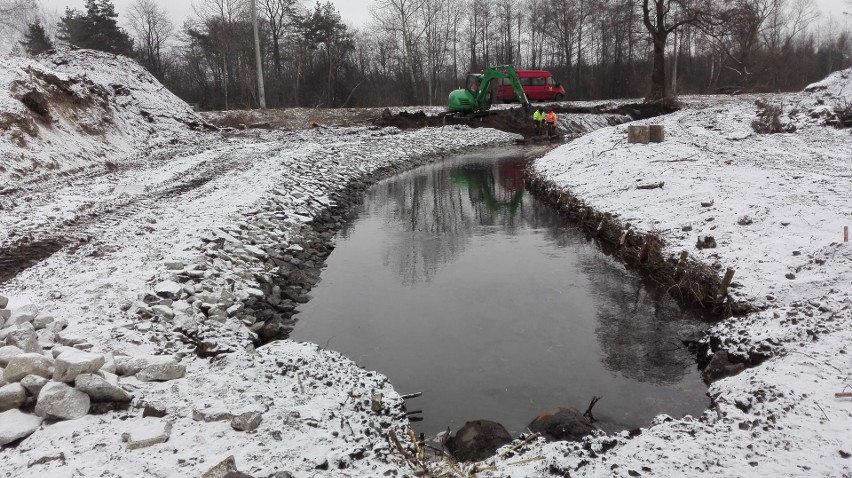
xmin=803 ymin=68 xmax=852 ymax=128
xmin=0 ymin=47 xmax=207 ymax=187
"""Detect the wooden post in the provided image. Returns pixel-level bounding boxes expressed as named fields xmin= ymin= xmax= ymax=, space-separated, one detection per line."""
xmin=674 ymin=250 xmax=689 ymax=277
xmin=619 ymin=230 xmax=629 ymax=247
xmin=717 ymin=268 xmax=735 ymax=302
xmin=845 ymin=226 xmax=849 ymax=242
xmin=595 ymin=213 xmax=610 ymax=236
xmin=636 ymin=233 xmax=652 ymax=262
xmin=627 ymin=125 xmax=650 ymax=144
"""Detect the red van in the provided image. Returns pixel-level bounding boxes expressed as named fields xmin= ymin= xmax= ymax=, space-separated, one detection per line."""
xmin=496 ymin=70 xmax=566 ymax=102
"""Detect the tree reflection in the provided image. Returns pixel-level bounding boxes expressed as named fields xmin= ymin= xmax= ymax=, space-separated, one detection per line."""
xmin=361 ymin=155 xmax=547 ymax=285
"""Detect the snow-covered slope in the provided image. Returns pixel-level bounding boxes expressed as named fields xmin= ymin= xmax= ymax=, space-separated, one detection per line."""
xmin=0 ymin=47 xmax=201 ymax=188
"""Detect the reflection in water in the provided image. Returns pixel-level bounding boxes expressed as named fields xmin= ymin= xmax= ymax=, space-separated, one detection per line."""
xmin=293 ymin=146 xmax=709 ymax=436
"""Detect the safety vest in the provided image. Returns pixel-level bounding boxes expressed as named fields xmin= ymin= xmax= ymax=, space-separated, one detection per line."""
xmin=546 ymin=111 xmax=557 ymax=124
xmin=533 ymin=110 xmax=544 ymax=122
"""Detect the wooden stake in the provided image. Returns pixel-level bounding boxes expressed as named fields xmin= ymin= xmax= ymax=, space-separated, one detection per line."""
xmin=637 ymin=234 xmax=652 ymax=262
xmin=675 ymin=250 xmax=689 ymax=277
xmin=717 ymin=268 xmax=736 ymax=302
xmin=845 ymin=226 xmax=849 ymax=242
xmin=619 ymin=230 xmax=629 ymax=247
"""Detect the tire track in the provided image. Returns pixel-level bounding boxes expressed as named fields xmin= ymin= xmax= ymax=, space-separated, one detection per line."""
xmin=0 ymin=140 xmax=287 ymax=285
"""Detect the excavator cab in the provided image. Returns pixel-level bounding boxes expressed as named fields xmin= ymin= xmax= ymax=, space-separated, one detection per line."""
xmin=448 ymin=65 xmax=529 ymax=114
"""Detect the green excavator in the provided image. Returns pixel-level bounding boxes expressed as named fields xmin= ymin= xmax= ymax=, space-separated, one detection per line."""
xmin=447 ymin=65 xmax=530 ymax=114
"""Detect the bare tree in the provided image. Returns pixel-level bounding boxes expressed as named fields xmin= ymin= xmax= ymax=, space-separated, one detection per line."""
xmin=639 ymin=0 xmax=705 ymax=101
xmin=0 ymin=0 xmax=37 ymax=53
xmin=127 ymin=0 xmax=174 ymax=79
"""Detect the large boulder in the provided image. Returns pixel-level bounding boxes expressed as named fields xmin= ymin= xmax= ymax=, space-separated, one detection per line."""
xmin=3 ymin=353 xmax=52 ymax=383
xmin=0 ymin=383 xmax=27 ymax=412
xmin=6 ymin=304 xmax=39 ymax=328
xmin=154 ymin=280 xmax=183 ymax=300
xmin=527 ymin=407 xmax=595 ymax=442
xmin=121 ymin=419 xmax=172 ymax=450
xmin=35 ymin=382 xmax=90 ymax=420
xmin=75 ymin=373 xmax=131 ymax=402
xmin=0 ymin=409 xmax=43 ymax=445
xmin=0 ymin=294 xmax=8 ymax=309
xmin=53 ymin=349 xmax=105 ymax=383
xmin=0 ymin=345 xmax=24 ymax=367
xmin=135 ymin=361 xmax=185 ymax=382
xmin=5 ymin=329 xmax=41 ymax=354
xmin=114 ymin=355 xmax=174 ymax=377
xmin=445 ymin=420 xmax=512 ymax=462
xmin=20 ymin=374 xmax=49 ymax=397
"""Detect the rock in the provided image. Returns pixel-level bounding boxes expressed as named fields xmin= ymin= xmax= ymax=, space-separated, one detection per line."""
xmin=164 ymin=261 xmax=185 ymax=270
xmin=192 ymin=406 xmax=233 ymax=422
xmin=371 ymin=393 xmax=383 ymax=413
xmin=202 ymin=455 xmax=254 ymax=478
xmin=154 ymin=280 xmax=182 ymax=300
xmin=7 ymin=304 xmax=39 ymax=328
xmin=121 ymin=420 xmax=172 ymax=450
xmin=27 ymin=452 xmax=66 ymax=466
xmin=0 ymin=409 xmax=43 ymax=445
xmin=135 ymin=361 xmax=185 ymax=382
xmin=20 ymin=374 xmax=49 ymax=397
xmin=702 ymin=350 xmax=745 ymax=383
xmin=4 ymin=353 xmax=53 ymax=382
xmin=0 ymin=294 xmax=8 ymax=309
xmin=75 ymin=373 xmax=132 ymax=402
xmin=101 ymin=353 xmax=116 ymax=374
xmin=0 ymin=345 xmax=24 ymax=367
xmin=32 ymin=315 xmax=55 ymax=330
xmin=151 ymin=305 xmax=175 ymax=320
xmin=0 ymin=383 xmax=27 ymax=411
xmin=142 ymin=402 xmax=167 ymax=418
xmin=0 ymin=309 xmax=8 ymax=327
xmin=113 ymin=355 xmax=174 ymax=376
xmin=55 ymin=332 xmax=87 ymax=347
xmin=35 ymin=382 xmax=90 ymax=420
xmin=701 ymin=199 xmax=714 ymax=207
xmin=445 ymin=420 xmax=512 ymax=462
xmin=696 ymin=235 xmax=717 ymax=250
xmin=5 ymin=329 xmax=41 ymax=354
xmin=53 ymin=349 xmax=105 ymax=383
xmin=231 ymin=411 xmax=263 ymax=432
xmin=528 ymin=407 xmax=595 ymax=442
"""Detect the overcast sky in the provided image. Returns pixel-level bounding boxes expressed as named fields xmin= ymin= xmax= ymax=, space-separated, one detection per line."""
xmin=49 ymin=0 xmax=851 ymax=31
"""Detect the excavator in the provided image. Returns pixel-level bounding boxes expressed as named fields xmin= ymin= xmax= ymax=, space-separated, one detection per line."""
xmin=447 ymin=65 xmax=530 ymax=115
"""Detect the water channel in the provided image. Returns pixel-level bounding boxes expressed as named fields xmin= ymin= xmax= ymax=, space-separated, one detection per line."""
xmin=291 ymin=145 xmax=710 ymax=437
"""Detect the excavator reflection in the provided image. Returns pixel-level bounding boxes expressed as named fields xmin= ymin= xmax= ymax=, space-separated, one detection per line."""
xmin=451 ymin=158 xmax=527 ymax=215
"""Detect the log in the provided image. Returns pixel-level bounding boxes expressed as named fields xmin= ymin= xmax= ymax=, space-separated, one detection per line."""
xmin=401 ymin=392 xmax=422 ymax=400
xmin=835 ymin=392 xmax=852 ymax=398
xmin=636 ymin=182 xmax=665 ymax=190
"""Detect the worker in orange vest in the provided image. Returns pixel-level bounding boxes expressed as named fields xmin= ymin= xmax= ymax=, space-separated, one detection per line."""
xmin=545 ymin=110 xmax=558 ymax=136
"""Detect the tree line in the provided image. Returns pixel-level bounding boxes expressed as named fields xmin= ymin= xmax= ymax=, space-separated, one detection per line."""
xmin=9 ymin=0 xmax=852 ymax=110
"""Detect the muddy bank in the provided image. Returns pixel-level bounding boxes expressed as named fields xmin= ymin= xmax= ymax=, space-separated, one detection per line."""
xmin=370 ymin=102 xmax=677 ymax=138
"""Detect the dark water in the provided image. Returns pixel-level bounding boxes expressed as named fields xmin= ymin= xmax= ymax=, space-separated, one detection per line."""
xmin=291 ymin=146 xmax=709 ymax=437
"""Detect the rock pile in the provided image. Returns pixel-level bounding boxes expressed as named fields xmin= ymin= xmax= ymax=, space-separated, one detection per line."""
xmin=0 ymin=293 xmax=184 ymax=447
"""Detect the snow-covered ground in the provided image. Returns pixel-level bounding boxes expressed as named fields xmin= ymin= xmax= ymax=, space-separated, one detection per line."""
xmin=1 ymin=48 xmax=851 ymax=477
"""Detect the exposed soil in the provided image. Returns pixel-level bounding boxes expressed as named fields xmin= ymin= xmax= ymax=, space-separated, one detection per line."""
xmin=370 ymin=102 xmax=678 ymax=138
